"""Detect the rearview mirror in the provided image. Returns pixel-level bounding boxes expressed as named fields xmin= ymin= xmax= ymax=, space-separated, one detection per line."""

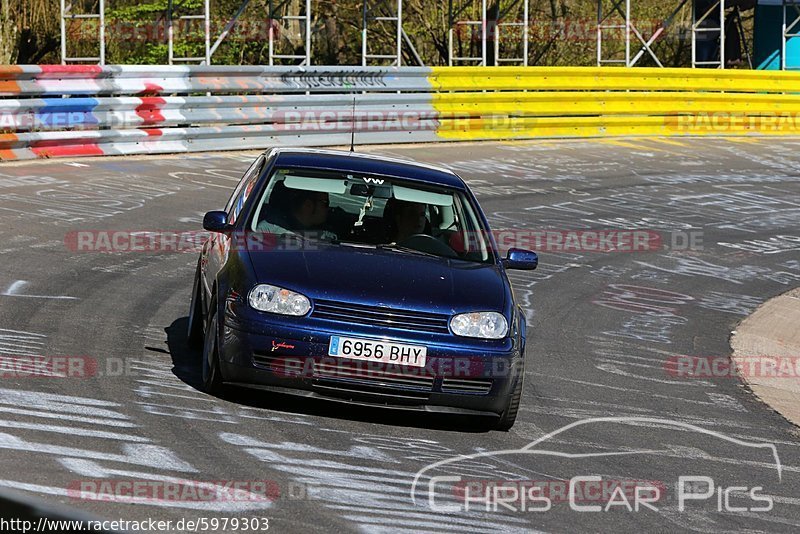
xmin=503 ymin=248 xmax=538 ymax=270
xmin=203 ymin=211 xmax=229 ymax=232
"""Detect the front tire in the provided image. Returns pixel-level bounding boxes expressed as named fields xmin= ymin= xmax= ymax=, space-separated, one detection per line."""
xmin=201 ymin=298 xmax=224 ymax=395
xmin=187 ymin=264 xmax=204 ymax=349
xmin=495 ymin=358 xmax=525 ymax=431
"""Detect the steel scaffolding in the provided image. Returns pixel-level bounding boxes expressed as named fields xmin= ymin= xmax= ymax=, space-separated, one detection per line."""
xmin=208 ymin=0 xmax=253 ymax=63
xmin=268 ymin=0 xmax=311 ymax=65
xmin=494 ymin=0 xmax=530 ymax=65
xmin=597 ymin=0 xmax=632 ymax=66
xmin=691 ymin=0 xmax=726 ymax=68
xmin=448 ymin=0 xmax=487 ymax=65
xmin=53 ymin=1 xmax=779 ymax=70
xmin=785 ymin=0 xmax=800 ymax=69
xmin=60 ymin=0 xmax=105 ymax=64
xmin=362 ymin=0 xmax=401 ymax=65
xmin=167 ymin=0 xmax=210 ymax=64
xmin=596 ymin=0 xmax=694 ymax=67
xmin=595 ymin=0 xmax=734 ymax=68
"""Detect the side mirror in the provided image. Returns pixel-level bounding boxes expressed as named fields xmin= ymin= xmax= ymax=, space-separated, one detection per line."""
xmin=202 ymin=211 xmax=229 ymax=232
xmin=503 ymin=248 xmax=538 ymax=270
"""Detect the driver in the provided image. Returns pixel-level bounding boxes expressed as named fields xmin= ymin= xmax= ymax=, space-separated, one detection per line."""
xmin=383 ymin=198 xmax=427 ymax=243
xmin=257 ymin=181 xmax=335 ymax=240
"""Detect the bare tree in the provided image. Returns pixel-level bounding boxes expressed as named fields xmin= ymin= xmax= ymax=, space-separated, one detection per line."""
xmin=0 ymin=0 xmax=16 ymax=63
xmin=1 ymin=0 xmax=60 ymax=63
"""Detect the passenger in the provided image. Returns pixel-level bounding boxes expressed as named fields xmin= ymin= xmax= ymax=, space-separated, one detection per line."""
xmin=383 ymin=198 xmax=427 ymax=243
xmin=257 ymin=181 xmax=331 ymax=237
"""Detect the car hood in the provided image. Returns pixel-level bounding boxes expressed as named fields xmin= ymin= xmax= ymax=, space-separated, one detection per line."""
xmin=245 ymin=244 xmax=507 ymax=314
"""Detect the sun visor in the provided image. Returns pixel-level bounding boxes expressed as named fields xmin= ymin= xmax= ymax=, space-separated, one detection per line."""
xmin=393 ymin=185 xmax=453 ymax=206
xmin=283 ymin=175 xmax=347 ymax=194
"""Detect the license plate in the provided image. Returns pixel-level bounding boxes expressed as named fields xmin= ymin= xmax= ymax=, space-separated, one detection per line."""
xmin=328 ymin=336 xmax=427 ymax=368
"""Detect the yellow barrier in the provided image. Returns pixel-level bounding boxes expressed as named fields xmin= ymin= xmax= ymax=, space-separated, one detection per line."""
xmin=432 ymin=92 xmax=800 ymax=117
xmin=428 ymin=67 xmax=800 ymax=93
xmin=429 ymin=67 xmax=800 ymax=140
xmin=435 ymin=115 xmax=800 ymax=140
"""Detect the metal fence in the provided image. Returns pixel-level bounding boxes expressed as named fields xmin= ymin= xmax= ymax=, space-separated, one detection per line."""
xmin=3 ymin=65 xmax=800 ymax=161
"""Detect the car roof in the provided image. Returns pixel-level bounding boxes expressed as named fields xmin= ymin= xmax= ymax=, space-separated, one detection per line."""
xmin=267 ymin=148 xmax=465 ymax=190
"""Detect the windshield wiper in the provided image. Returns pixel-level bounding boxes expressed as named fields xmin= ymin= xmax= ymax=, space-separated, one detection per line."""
xmin=376 ymin=244 xmax=441 ymax=258
xmin=329 ymin=239 xmax=376 ymax=248
xmin=325 ymin=239 xmax=442 ymax=258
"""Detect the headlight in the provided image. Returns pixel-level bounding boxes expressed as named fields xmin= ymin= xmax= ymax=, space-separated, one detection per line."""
xmin=450 ymin=312 xmax=508 ymax=339
xmin=248 ymin=284 xmax=311 ymax=316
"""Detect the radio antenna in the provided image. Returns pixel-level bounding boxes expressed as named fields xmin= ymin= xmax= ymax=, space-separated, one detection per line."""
xmin=349 ymin=96 xmax=356 ymax=153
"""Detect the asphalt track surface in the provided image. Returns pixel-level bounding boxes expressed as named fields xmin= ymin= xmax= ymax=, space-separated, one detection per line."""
xmin=1 ymin=137 xmax=800 ymax=533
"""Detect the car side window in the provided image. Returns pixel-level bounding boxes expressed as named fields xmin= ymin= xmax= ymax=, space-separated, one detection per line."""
xmin=226 ymin=155 xmax=265 ymax=226
xmin=453 ymin=194 xmax=489 ymax=261
xmin=224 ymin=155 xmax=265 ymax=214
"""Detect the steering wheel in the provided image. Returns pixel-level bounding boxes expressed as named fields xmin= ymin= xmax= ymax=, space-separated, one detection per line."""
xmin=398 ymin=234 xmax=459 ymax=258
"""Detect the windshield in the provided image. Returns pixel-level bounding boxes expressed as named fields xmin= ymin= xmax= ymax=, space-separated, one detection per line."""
xmin=248 ymin=167 xmax=494 ymax=263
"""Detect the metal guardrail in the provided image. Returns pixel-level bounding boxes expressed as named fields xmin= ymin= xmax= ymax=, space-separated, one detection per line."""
xmin=0 ymin=65 xmax=426 ymax=95
xmin=3 ymin=65 xmax=800 ymax=161
xmin=1 ymin=93 xmax=439 ymax=131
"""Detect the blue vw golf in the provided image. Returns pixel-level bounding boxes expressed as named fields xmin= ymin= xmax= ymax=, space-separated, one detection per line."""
xmin=188 ymin=148 xmax=538 ymax=430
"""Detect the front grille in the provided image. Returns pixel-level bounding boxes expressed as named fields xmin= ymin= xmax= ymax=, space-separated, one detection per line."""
xmin=312 ymin=381 xmax=431 ymax=401
xmin=312 ymin=299 xmax=451 ymax=334
xmin=441 ymin=377 xmax=494 ymax=395
xmin=253 ymin=350 xmax=306 ymax=376
xmin=312 ymin=360 xmax=435 ymax=391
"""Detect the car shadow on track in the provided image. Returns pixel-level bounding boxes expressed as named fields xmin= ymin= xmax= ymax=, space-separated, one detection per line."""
xmin=165 ymin=317 xmax=495 ymax=433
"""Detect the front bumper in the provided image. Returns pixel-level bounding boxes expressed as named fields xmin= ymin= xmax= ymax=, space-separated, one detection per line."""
xmin=218 ymin=319 xmax=524 ymax=417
